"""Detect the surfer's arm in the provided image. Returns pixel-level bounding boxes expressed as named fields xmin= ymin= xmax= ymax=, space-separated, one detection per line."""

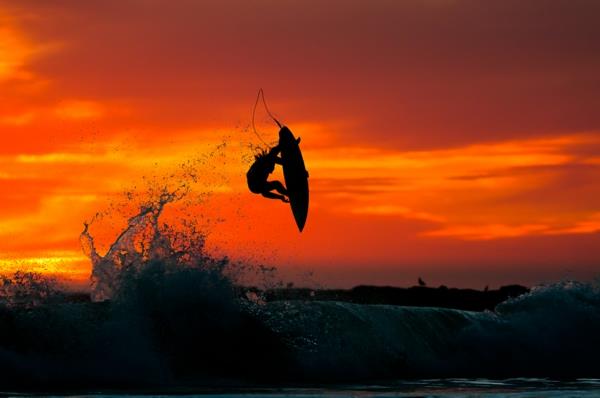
xmin=268 ymin=144 xmax=283 ymax=165
xmin=268 ymin=144 xmax=282 ymax=156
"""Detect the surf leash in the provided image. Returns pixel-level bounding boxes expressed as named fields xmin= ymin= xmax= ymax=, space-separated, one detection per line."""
xmin=252 ymin=88 xmax=282 ymax=147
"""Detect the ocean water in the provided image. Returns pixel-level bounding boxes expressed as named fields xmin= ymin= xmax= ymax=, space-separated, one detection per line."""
xmin=30 ymin=379 xmax=600 ymax=397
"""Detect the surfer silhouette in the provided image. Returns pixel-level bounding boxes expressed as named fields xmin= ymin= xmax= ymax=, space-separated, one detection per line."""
xmin=249 ymin=89 xmax=310 ymax=231
xmin=247 ymin=142 xmax=289 ymax=203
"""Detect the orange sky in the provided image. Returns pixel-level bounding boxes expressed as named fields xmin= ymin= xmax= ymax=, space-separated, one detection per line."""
xmin=1 ymin=0 xmax=599 ymax=288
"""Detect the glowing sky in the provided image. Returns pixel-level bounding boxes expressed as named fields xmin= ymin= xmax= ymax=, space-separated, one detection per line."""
xmin=1 ymin=0 xmax=599 ymax=288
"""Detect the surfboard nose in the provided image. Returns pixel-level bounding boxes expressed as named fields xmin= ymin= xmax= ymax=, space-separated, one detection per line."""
xmin=279 ymin=126 xmax=294 ymax=142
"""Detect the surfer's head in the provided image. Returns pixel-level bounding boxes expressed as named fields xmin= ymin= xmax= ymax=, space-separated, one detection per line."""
xmin=253 ymin=148 xmax=270 ymax=162
xmin=252 ymin=148 xmax=276 ymax=173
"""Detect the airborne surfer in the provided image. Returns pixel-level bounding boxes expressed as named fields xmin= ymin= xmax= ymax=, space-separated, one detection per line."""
xmin=249 ymin=89 xmax=310 ymax=231
xmin=247 ymin=142 xmax=289 ymax=203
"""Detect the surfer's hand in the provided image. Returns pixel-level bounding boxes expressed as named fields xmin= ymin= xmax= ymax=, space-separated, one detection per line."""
xmin=281 ymin=197 xmax=290 ymax=203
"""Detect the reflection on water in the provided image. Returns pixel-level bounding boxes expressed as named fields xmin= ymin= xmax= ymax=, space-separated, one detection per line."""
xmin=39 ymin=378 xmax=600 ymax=398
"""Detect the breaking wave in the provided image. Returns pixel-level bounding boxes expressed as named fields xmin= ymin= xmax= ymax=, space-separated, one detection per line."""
xmin=261 ymin=280 xmax=600 ymax=380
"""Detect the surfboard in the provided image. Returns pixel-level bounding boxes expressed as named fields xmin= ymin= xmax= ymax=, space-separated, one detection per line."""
xmin=279 ymin=126 xmax=309 ymax=232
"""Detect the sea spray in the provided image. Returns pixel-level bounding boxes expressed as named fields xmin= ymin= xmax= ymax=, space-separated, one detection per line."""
xmin=0 ymin=271 xmax=63 ymax=308
xmin=80 ymin=188 xmax=208 ymax=301
xmin=80 ymin=141 xmax=231 ymax=301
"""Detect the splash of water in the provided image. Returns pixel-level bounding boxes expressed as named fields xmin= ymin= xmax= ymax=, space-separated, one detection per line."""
xmin=82 ymin=188 xmax=201 ymax=301
xmin=79 ymin=142 xmax=233 ymax=301
xmin=0 ymin=271 xmax=62 ymax=308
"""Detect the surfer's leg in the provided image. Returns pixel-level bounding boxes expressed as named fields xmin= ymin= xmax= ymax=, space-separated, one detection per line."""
xmin=267 ymin=180 xmax=288 ymax=196
xmin=261 ymin=191 xmax=288 ymax=202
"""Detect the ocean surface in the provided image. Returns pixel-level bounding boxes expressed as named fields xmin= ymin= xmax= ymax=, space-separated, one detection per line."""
xmin=15 ymin=379 xmax=600 ymax=397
